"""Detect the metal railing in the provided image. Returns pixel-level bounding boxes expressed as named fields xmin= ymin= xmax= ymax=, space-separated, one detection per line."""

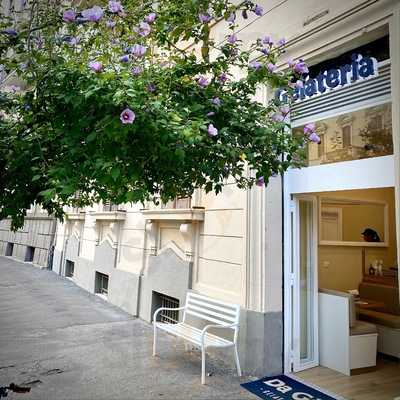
xmin=158 ymin=293 xmax=180 ymax=324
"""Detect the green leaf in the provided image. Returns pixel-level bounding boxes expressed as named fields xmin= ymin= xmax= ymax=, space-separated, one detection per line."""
xmin=111 ymin=167 xmax=120 ymax=181
xmin=87 ymin=132 xmax=97 ymax=142
xmin=39 ymin=188 xmax=56 ymax=200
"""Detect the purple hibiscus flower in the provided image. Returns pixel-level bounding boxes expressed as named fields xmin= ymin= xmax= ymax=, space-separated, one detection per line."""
xmin=262 ymin=35 xmax=273 ymax=45
xmin=108 ymin=0 xmax=123 ymax=13
xmin=88 ymin=61 xmax=103 ymax=72
xmin=295 ymin=80 xmax=304 ymax=89
xmin=303 ymin=123 xmax=316 ymax=135
xmin=227 ymin=34 xmax=237 ymax=44
xmin=280 ymin=105 xmax=290 ymax=115
xmin=261 ymin=47 xmax=270 ymax=55
xmin=256 ymin=176 xmax=265 ymax=186
xmin=106 ymin=20 xmax=116 ymax=28
xmin=249 ymin=61 xmax=262 ymax=70
xmin=309 ymin=132 xmax=321 ymax=144
xmin=206 ymin=111 xmax=215 ymax=117
xmin=147 ymin=83 xmax=156 ymax=93
xmin=137 ymin=21 xmax=151 ymax=37
xmin=267 ymin=63 xmax=277 ymax=73
xmin=64 ymin=36 xmax=80 ymax=46
xmin=277 ymin=38 xmax=286 ymax=47
xmin=197 ymin=75 xmax=209 ymax=88
xmin=63 ymin=10 xmax=76 ymax=22
xmin=211 ymin=97 xmax=221 ymax=106
xmin=271 ymin=113 xmax=284 ymax=123
xmin=145 ymin=13 xmax=157 ymax=23
xmin=131 ymin=44 xmax=147 ymax=58
xmin=132 ymin=66 xmax=143 ymax=75
xmin=120 ymin=54 xmax=130 ymax=63
xmin=82 ymin=6 xmax=103 ymax=22
xmin=227 ymin=12 xmax=236 ymax=23
xmin=254 ymin=4 xmax=263 ymax=16
xmin=120 ymin=108 xmax=135 ymax=124
xmin=207 ymin=124 xmax=218 ymax=137
xmin=199 ymin=13 xmax=212 ymax=23
xmin=71 ymin=37 xmax=80 ymax=45
xmin=287 ymin=58 xmax=295 ymax=68
xmin=293 ymin=59 xmax=309 ymax=75
xmin=218 ymin=73 xmax=228 ymax=83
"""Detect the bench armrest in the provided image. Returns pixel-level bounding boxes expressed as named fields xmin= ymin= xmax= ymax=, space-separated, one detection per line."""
xmin=153 ymin=306 xmax=186 ymax=324
xmin=200 ymin=323 xmax=239 ymax=344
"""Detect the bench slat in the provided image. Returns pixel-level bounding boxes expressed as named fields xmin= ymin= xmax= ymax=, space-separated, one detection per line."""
xmin=186 ymin=303 xmax=236 ymax=323
xmin=187 ymin=292 xmax=239 ymax=311
xmin=157 ymin=323 xmax=234 ymax=347
xmin=185 ymin=308 xmax=234 ymax=326
xmin=187 ymin=297 xmax=238 ymax=317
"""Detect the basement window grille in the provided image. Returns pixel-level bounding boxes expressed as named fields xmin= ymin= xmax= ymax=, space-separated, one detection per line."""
xmin=5 ymin=242 xmax=14 ymax=256
xmin=161 ymin=197 xmax=191 ymax=209
xmin=25 ymin=246 xmax=35 ymax=262
xmin=95 ymin=272 xmax=109 ymax=296
xmin=65 ymin=260 xmax=75 ymax=278
xmin=155 ymin=292 xmax=180 ymax=324
xmin=102 ymin=200 xmax=119 ymax=212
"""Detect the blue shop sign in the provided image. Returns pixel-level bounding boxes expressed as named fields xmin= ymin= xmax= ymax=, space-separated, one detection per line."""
xmin=276 ymin=54 xmax=378 ymax=103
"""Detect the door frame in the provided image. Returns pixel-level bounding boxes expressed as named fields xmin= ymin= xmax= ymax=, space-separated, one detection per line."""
xmin=291 ymin=195 xmax=319 ymax=372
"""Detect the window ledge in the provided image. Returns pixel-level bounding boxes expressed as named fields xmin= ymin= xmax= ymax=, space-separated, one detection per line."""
xmin=66 ymin=212 xmax=86 ymax=221
xmin=141 ymin=208 xmax=205 ymax=221
xmin=95 ymin=293 xmax=108 ymax=300
xmin=89 ymin=211 xmax=127 ymax=221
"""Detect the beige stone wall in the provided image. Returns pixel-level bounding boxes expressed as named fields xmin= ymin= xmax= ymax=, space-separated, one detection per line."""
xmin=0 ymin=205 xmax=56 ymax=268
xmin=193 ymin=184 xmax=247 ymax=304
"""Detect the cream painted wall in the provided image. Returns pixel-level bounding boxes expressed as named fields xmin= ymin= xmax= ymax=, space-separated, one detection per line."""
xmin=193 ymin=182 xmax=247 ymax=305
xmin=55 ymin=182 xmax=249 ymax=306
xmin=317 ymin=187 xmax=397 ymax=291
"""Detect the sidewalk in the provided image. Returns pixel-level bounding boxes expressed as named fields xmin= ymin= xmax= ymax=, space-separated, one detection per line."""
xmin=0 ymin=257 xmax=255 ymax=400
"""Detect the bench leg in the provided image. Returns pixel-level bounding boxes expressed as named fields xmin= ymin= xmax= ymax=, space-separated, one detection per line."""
xmin=233 ymin=345 xmax=242 ymax=377
xmin=201 ymin=346 xmax=206 ymax=385
xmin=153 ymin=323 xmax=157 ymax=356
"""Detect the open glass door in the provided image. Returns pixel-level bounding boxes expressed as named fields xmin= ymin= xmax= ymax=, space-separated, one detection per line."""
xmin=292 ymin=196 xmax=319 ymax=372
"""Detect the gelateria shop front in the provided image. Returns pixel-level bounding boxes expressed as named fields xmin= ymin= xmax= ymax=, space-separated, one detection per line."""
xmin=282 ymin=32 xmax=400 ymax=393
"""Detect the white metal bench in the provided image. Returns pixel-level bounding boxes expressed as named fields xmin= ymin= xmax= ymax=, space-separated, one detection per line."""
xmin=153 ymin=292 xmax=241 ymax=384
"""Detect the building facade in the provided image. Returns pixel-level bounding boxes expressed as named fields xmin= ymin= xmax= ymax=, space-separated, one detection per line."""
xmin=51 ymin=0 xmax=400 ymax=377
xmin=0 ymin=204 xmax=57 ymax=268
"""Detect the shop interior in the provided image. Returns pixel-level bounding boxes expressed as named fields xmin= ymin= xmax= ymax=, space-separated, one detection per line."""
xmin=295 ymin=187 xmax=400 ymax=399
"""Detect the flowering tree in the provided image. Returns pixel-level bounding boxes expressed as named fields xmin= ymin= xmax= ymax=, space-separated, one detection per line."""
xmin=0 ymin=0 xmax=318 ymax=229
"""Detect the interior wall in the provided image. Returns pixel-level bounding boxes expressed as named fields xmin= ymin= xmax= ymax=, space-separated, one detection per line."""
xmin=316 ymin=187 xmax=397 ymax=291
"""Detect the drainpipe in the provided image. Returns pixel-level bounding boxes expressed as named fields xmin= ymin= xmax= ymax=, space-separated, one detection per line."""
xmin=136 ymin=214 xmax=152 ymax=317
xmin=47 ymin=217 xmax=58 ymax=270
xmin=281 ymin=172 xmax=285 ymax=374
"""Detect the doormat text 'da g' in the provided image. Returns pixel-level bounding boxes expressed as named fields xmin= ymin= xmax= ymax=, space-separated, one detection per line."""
xmin=241 ymin=375 xmax=339 ymax=400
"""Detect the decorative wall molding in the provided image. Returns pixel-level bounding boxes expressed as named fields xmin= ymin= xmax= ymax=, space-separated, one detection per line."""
xmin=89 ymin=211 xmax=127 ymax=221
xmin=90 ymin=212 xmax=126 ymax=248
xmin=158 ymin=240 xmax=187 ymax=261
xmin=66 ymin=212 xmax=86 ymax=221
xmin=141 ymin=208 xmax=205 ymax=221
xmin=246 ymin=184 xmax=266 ymax=312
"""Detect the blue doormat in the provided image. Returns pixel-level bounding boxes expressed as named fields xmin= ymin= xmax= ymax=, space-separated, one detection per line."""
xmin=241 ymin=375 xmax=338 ymax=400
